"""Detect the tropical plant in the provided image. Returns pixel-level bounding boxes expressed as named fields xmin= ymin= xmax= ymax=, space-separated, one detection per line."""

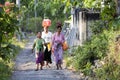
xmin=19 ymin=0 xmax=68 ymax=32
xmin=70 ymin=0 xmax=120 ymax=79
xmin=0 ymin=1 xmax=18 ymax=60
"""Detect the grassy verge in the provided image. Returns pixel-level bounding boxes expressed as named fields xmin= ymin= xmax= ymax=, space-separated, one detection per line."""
xmin=63 ymin=50 xmax=75 ymax=70
xmin=0 ymin=38 xmax=28 ymax=80
xmin=0 ymin=58 xmax=12 ymax=80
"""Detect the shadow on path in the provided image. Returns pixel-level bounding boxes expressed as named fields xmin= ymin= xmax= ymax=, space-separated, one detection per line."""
xmin=11 ymin=36 xmax=81 ymax=80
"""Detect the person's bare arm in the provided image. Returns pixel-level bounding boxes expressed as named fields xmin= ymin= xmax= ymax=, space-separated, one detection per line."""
xmin=32 ymin=41 xmax=36 ymax=53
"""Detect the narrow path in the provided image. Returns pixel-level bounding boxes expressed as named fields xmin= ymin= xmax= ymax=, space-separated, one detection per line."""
xmin=11 ymin=36 xmax=81 ymax=80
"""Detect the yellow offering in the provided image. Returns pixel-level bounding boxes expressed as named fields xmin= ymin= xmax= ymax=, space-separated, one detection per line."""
xmin=47 ymin=42 xmax=51 ymax=51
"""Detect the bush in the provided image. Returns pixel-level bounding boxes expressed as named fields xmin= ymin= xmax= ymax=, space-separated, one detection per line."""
xmin=93 ymin=31 xmax=120 ymax=80
xmin=0 ymin=37 xmax=27 ymax=80
xmin=0 ymin=1 xmax=18 ymax=61
xmin=67 ymin=0 xmax=120 ymax=79
xmin=94 ymin=57 xmax=120 ymax=80
xmin=72 ymin=29 xmax=120 ymax=79
xmin=72 ymin=30 xmax=111 ymax=70
xmin=0 ymin=58 xmax=13 ymax=80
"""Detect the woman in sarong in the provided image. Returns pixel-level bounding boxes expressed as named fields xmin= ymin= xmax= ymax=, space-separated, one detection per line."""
xmin=52 ymin=22 xmax=65 ymax=70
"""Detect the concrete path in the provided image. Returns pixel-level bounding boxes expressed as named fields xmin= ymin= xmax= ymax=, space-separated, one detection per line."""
xmin=11 ymin=36 xmax=81 ymax=80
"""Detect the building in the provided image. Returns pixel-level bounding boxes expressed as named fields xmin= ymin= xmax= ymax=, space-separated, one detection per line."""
xmin=63 ymin=8 xmax=100 ymax=53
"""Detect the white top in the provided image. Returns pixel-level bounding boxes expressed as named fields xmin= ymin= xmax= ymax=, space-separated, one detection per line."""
xmin=42 ymin=31 xmax=52 ymax=43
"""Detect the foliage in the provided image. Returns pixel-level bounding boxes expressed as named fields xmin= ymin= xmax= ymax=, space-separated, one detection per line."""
xmin=63 ymin=51 xmax=74 ymax=67
xmin=0 ymin=58 xmax=13 ymax=80
xmin=0 ymin=1 xmax=25 ymax=79
xmin=73 ymin=30 xmax=109 ymax=69
xmin=0 ymin=1 xmax=19 ymax=60
xmin=110 ymin=16 xmax=120 ymax=31
xmin=101 ymin=0 xmax=116 ymax=21
xmin=71 ymin=0 xmax=120 ymax=76
xmin=19 ymin=0 xmax=67 ymax=32
xmin=62 ymin=0 xmax=83 ymax=13
xmin=93 ymin=31 xmax=120 ymax=80
xmin=90 ymin=16 xmax=120 ymax=34
xmin=0 ymin=38 xmax=26 ymax=80
xmin=94 ymin=57 xmax=120 ymax=80
xmin=84 ymin=0 xmax=102 ymax=8
xmin=72 ymin=28 xmax=120 ymax=78
xmin=63 ymin=1 xmax=119 ymax=79
xmin=90 ymin=20 xmax=105 ymax=34
xmin=71 ymin=13 xmax=120 ymax=79
xmin=21 ymin=17 xmax=42 ymax=32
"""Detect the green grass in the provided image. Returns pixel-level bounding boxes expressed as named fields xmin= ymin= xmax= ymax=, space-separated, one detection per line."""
xmin=63 ymin=51 xmax=75 ymax=70
xmin=0 ymin=58 xmax=13 ymax=80
xmin=0 ymin=38 xmax=28 ymax=80
xmin=11 ymin=38 xmax=28 ymax=49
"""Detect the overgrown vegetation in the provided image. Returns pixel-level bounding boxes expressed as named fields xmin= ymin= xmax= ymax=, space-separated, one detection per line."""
xmin=0 ymin=58 xmax=12 ymax=80
xmin=0 ymin=1 xmax=27 ymax=80
xmin=0 ymin=38 xmax=26 ymax=80
xmin=65 ymin=0 xmax=120 ymax=79
xmin=0 ymin=1 xmax=18 ymax=61
xmin=1 ymin=0 xmax=120 ymax=80
xmin=19 ymin=0 xmax=68 ymax=33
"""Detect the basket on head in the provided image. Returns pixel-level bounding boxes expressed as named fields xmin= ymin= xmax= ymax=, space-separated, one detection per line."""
xmin=42 ymin=19 xmax=51 ymax=28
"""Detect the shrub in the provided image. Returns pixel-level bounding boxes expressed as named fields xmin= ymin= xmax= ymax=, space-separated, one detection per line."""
xmin=94 ymin=31 xmax=120 ymax=80
xmin=72 ymin=29 xmax=120 ymax=79
xmin=73 ymin=30 xmax=110 ymax=70
xmin=0 ymin=1 xmax=18 ymax=61
xmin=0 ymin=58 xmax=13 ymax=80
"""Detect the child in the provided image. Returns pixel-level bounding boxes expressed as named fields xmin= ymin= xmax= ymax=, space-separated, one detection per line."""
xmin=32 ymin=32 xmax=45 ymax=71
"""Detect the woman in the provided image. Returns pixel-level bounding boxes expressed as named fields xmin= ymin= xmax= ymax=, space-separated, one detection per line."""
xmin=52 ymin=22 xmax=65 ymax=70
xmin=42 ymin=21 xmax=52 ymax=68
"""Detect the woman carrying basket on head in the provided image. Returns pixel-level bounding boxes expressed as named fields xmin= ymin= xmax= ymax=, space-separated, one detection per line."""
xmin=42 ymin=19 xmax=52 ymax=68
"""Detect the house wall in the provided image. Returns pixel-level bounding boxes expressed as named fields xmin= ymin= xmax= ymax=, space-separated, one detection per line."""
xmin=63 ymin=9 xmax=100 ymax=51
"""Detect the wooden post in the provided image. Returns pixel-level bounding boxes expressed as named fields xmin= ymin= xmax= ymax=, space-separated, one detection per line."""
xmin=78 ymin=11 xmax=87 ymax=46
